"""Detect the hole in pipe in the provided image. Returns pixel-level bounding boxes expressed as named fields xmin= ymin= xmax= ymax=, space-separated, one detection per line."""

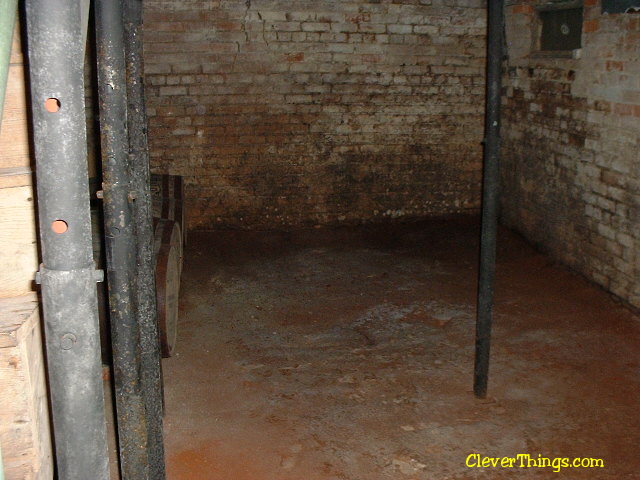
xmin=45 ymin=98 xmax=61 ymax=113
xmin=51 ymin=220 xmax=68 ymax=234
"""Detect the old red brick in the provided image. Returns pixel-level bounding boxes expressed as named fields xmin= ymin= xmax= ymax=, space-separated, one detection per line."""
xmin=613 ymin=103 xmax=633 ymax=116
xmin=285 ymin=52 xmax=305 ymax=62
xmin=583 ymin=19 xmax=599 ymax=33
xmin=512 ymin=4 xmax=534 ymax=14
xmin=606 ymin=60 xmax=624 ymax=72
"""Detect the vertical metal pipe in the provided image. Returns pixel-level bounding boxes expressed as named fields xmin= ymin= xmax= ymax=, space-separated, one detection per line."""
xmin=94 ymin=0 xmax=149 ymax=478
xmin=25 ymin=0 xmax=110 ymax=478
xmin=123 ymin=0 xmax=167 ymax=477
xmin=474 ymin=0 xmax=504 ymax=399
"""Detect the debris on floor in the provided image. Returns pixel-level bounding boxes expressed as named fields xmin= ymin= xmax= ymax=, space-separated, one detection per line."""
xmin=161 ymin=217 xmax=640 ymax=479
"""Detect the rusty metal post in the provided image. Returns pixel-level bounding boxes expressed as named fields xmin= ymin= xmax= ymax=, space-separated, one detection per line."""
xmin=474 ymin=0 xmax=505 ymax=398
xmin=94 ymin=0 xmax=149 ymax=477
xmin=124 ymin=0 xmax=167 ymax=477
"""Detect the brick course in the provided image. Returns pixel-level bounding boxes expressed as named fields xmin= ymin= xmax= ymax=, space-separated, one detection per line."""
xmin=502 ymin=2 xmax=640 ymax=308
xmin=143 ymin=0 xmax=486 ymax=230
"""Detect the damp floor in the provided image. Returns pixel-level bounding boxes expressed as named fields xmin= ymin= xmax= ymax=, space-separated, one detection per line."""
xmin=116 ymin=215 xmax=640 ymax=479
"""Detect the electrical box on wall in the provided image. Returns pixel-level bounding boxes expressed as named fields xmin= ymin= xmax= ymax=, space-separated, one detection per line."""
xmin=601 ymin=0 xmax=640 ymax=12
xmin=537 ymin=1 xmax=583 ymax=51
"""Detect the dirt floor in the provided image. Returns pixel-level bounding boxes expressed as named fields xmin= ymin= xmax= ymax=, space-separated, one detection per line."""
xmin=157 ymin=216 xmax=639 ymax=479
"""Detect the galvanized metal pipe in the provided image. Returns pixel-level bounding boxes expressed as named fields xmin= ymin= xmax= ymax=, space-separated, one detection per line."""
xmin=94 ymin=0 xmax=149 ymax=477
xmin=474 ymin=0 xmax=504 ymax=399
xmin=123 ymin=0 xmax=167 ymax=477
xmin=25 ymin=0 xmax=110 ymax=477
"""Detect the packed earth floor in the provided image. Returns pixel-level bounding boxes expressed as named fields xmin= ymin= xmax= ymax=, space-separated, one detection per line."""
xmin=153 ymin=216 xmax=638 ymax=479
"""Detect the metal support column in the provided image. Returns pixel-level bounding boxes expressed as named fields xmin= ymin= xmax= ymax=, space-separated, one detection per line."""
xmin=25 ymin=0 xmax=110 ymax=478
xmin=474 ymin=0 xmax=504 ymax=398
xmin=95 ymin=0 xmax=149 ymax=477
xmin=124 ymin=0 xmax=167 ymax=477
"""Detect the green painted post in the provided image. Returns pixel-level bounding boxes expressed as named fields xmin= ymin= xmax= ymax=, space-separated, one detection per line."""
xmin=0 ymin=443 xmax=5 ymax=480
xmin=0 ymin=0 xmax=19 ymax=127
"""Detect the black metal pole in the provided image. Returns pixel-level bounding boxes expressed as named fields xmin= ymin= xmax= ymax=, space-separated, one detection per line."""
xmin=94 ymin=0 xmax=149 ymax=477
xmin=123 ymin=0 xmax=167 ymax=477
xmin=474 ymin=0 xmax=504 ymax=399
xmin=25 ymin=1 xmax=110 ymax=478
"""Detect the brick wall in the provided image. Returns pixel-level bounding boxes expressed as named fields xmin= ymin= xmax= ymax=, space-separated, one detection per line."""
xmin=502 ymin=2 xmax=640 ymax=308
xmin=143 ymin=0 xmax=487 ymax=230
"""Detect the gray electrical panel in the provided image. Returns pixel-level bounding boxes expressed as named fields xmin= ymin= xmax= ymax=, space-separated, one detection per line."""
xmin=538 ymin=6 xmax=583 ymax=51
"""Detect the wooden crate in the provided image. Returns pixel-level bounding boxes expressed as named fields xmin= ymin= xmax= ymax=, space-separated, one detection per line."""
xmin=0 ymin=294 xmax=53 ymax=480
xmin=0 ymin=20 xmax=39 ymax=300
xmin=0 ymin=180 xmax=39 ymax=299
